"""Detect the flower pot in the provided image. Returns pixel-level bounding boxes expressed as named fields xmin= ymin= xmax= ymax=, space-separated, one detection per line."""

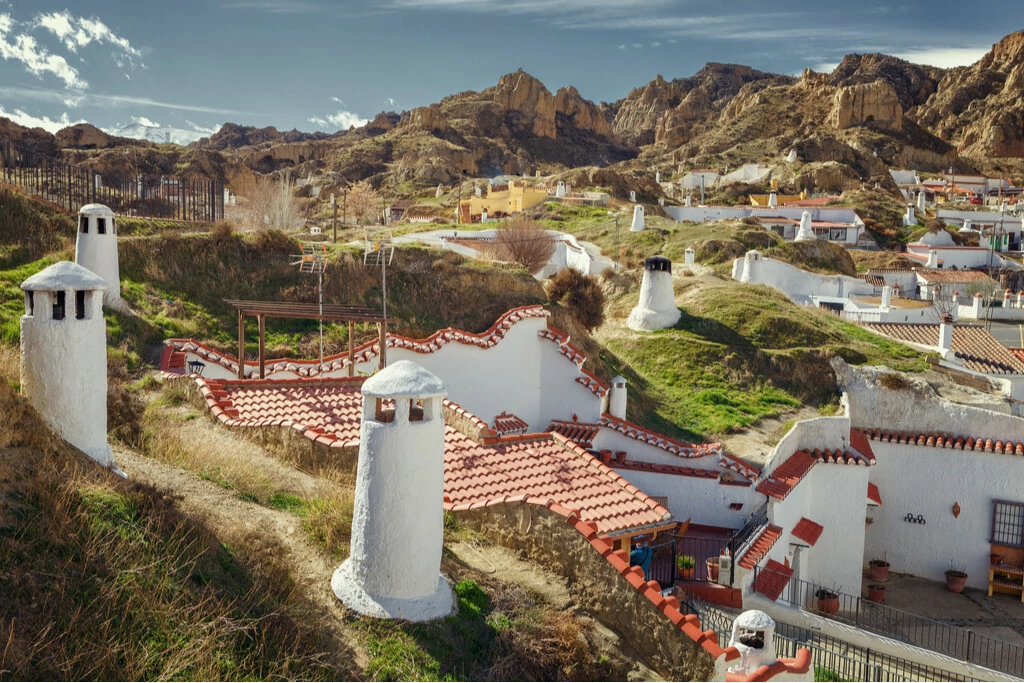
xmin=706 ymin=557 xmax=720 ymax=582
xmin=678 ymin=567 xmax=694 ymax=580
xmin=867 ymin=584 xmax=887 ymax=603
xmin=817 ymin=595 xmax=839 ymax=616
xmin=945 ymin=571 xmax=968 ymax=594
xmin=990 ymin=553 xmax=1003 ymax=566
xmin=868 ymin=561 xmax=890 ymax=582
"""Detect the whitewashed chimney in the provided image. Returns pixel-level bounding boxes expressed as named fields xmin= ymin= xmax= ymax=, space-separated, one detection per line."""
xmin=332 ymin=360 xmax=454 ymax=621
xmin=904 ymin=203 xmax=915 ymax=226
xmin=630 ymin=204 xmax=646 ymax=232
xmin=630 ymin=190 xmax=637 ymax=202
xmin=609 ymin=376 xmax=627 ymax=419
xmin=685 ymin=194 xmax=692 ymax=207
xmin=786 ymin=150 xmax=798 ymax=163
xmin=481 ymin=209 xmax=488 ymax=222
xmin=881 ymin=285 xmax=892 ymax=308
xmin=728 ymin=611 xmax=778 ymax=678
xmin=925 ymin=250 xmax=939 ymax=269
xmin=658 ymin=197 xmax=665 ymax=206
xmin=973 ymin=293 xmax=984 ymax=318
xmin=627 ymin=256 xmax=680 ymax=331
xmin=795 ymin=211 xmax=815 ymax=241
xmin=768 ymin=189 xmax=778 ymax=208
xmin=555 ymin=181 xmax=566 ymax=198
xmin=1004 ymin=289 xmax=1013 ymax=308
xmin=75 ymin=204 xmax=124 ymax=310
xmin=21 ymin=262 xmax=121 ymax=474
xmin=435 ymin=184 xmax=444 ymax=198
xmin=655 ymin=171 xmax=661 ymax=183
xmin=917 ymin=190 xmax=927 ymax=214
xmin=938 ymin=313 xmax=954 ymax=353
xmin=684 ymin=247 xmax=695 ymax=265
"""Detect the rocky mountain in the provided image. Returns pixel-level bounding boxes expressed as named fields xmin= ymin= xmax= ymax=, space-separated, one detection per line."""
xmin=194 ymin=122 xmax=335 ymax=151
xmin=911 ymin=30 xmax=1024 ymax=158
xmin=105 ymin=118 xmax=216 ymax=146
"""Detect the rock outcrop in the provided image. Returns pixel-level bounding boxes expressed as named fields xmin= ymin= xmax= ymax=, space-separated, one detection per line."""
xmin=554 ymin=86 xmax=614 ymax=138
xmin=488 ymin=69 xmax=557 ymax=138
xmin=406 ymin=104 xmax=447 ymax=132
xmin=828 ymin=81 xmax=904 ymax=131
xmin=55 ymin=123 xmax=111 ymax=149
xmin=912 ymin=30 xmax=1024 ymax=157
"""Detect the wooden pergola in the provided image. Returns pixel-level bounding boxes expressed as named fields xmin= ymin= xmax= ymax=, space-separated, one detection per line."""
xmin=225 ymin=299 xmax=388 ymax=380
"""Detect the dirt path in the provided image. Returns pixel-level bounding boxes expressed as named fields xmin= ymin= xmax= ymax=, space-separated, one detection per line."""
xmin=114 ymin=446 xmax=368 ymax=670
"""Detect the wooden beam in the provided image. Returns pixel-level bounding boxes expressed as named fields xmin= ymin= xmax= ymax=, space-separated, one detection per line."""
xmin=348 ymin=320 xmax=355 ymax=377
xmin=258 ymin=314 xmax=266 ymax=380
xmin=237 ymin=310 xmax=245 ymax=380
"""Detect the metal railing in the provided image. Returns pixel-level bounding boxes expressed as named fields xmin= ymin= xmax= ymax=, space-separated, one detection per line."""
xmin=646 ymin=538 xmax=676 ymax=589
xmin=677 ymin=535 xmax=730 ymax=583
xmin=752 ymin=565 xmax=1024 ymax=678
xmin=0 ymin=134 xmax=223 ymax=222
xmin=683 ymin=596 xmax=983 ymax=682
xmin=726 ymin=500 xmax=770 ymax=585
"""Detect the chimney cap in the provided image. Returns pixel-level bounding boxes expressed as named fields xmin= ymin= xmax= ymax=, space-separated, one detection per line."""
xmin=362 ymin=360 xmax=447 ymax=399
xmin=940 ymin=313 xmax=954 ymax=323
xmin=644 ymin=256 xmax=672 ymax=272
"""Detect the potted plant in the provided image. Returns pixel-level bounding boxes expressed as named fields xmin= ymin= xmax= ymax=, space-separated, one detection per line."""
xmin=707 ymin=556 xmax=720 ymax=582
xmin=868 ymin=559 xmax=890 ymax=582
xmin=814 ymin=586 xmax=840 ymax=616
xmin=945 ymin=563 xmax=968 ymax=593
xmin=868 ymin=584 xmax=887 ymax=603
xmin=990 ymin=552 xmax=1003 ymax=566
xmin=677 ymin=554 xmax=695 ymax=580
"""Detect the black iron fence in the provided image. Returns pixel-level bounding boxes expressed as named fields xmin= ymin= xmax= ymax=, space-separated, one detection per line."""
xmin=677 ymin=535 xmax=730 ymax=583
xmin=0 ymin=134 xmax=223 ymax=222
xmin=753 ymin=565 xmax=1024 ymax=678
xmin=647 ymin=538 xmax=677 ymax=589
xmin=684 ymin=596 xmax=984 ymax=682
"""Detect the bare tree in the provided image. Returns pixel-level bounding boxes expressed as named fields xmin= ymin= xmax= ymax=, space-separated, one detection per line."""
xmin=490 ymin=217 xmax=556 ymax=274
xmin=243 ymin=172 xmax=298 ymax=231
xmin=346 ymin=180 xmax=381 ymax=225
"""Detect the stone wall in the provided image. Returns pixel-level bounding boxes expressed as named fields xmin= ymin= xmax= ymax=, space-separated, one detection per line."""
xmin=453 ymin=501 xmax=718 ymax=681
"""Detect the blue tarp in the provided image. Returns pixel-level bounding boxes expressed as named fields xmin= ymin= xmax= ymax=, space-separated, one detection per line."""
xmin=629 ymin=546 xmax=652 ymax=580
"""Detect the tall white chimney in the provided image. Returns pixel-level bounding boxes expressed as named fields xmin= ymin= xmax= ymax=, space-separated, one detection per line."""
xmin=795 ymin=211 xmax=815 ymax=241
xmin=630 ymin=204 xmax=646 ymax=232
xmin=917 ymin=190 xmax=927 ymax=214
xmin=925 ymin=250 xmax=939 ymax=269
xmin=938 ymin=314 xmax=954 ymax=354
xmin=881 ymin=285 xmax=892 ymax=308
xmin=609 ymin=376 xmax=627 ymax=419
xmin=627 ymin=256 xmax=680 ymax=331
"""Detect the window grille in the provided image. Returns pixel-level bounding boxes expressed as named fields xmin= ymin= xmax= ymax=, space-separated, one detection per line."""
xmin=992 ymin=500 xmax=1024 ymax=548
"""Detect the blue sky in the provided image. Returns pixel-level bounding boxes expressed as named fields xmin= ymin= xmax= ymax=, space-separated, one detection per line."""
xmin=0 ymin=0 xmax=1019 ymax=138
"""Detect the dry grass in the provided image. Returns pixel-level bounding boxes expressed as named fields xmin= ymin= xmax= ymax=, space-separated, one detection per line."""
xmin=0 ymin=444 xmax=345 ymax=680
xmin=489 ymin=217 xmax=556 ymax=274
xmin=0 ymin=344 xmax=19 ymax=388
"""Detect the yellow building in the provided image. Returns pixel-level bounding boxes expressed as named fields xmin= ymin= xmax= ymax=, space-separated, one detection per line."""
xmin=750 ymin=179 xmax=806 ymax=207
xmin=459 ymin=180 xmax=549 ymax=222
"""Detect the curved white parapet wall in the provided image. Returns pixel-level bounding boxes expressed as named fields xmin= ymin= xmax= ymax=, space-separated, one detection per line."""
xmin=627 ymin=257 xmax=680 ymax=331
xmin=333 ymin=361 xmax=454 ymax=621
xmin=734 ymin=250 xmax=874 ymax=304
xmin=75 ymin=204 xmax=124 ymax=310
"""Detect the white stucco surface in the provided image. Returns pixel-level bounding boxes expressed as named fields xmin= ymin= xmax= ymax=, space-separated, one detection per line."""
xmin=612 ymin=466 xmax=759 ymax=529
xmin=734 ymin=251 xmax=873 ymax=304
xmin=627 ymin=269 xmax=680 ymax=331
xmin=630 ymin=205 xmax=645 ymax=232
xmin=20 ymin=263 xmax=115 ymax=470
xmin=75 ymin=204 xmax=123 ymax=308
xmin=334 ymin=364 xmax=454 ymax=621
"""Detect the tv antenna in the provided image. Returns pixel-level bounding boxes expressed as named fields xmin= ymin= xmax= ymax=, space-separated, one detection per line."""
xmin=363 ymin=228 xmax=394 ymax=367
xmin=291 ymin=241 xmax=329 ymax=368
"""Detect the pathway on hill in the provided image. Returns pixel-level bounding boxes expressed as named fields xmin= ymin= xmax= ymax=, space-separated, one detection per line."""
xmin=112 ymin=446 xmax=370 ymax=671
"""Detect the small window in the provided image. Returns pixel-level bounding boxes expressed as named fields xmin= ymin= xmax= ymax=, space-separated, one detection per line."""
xmin=75 ymin=290 xmax=86 ymax=320
xmin=992 ymin=500 xmax=1024 ymax=548
xmin=26 ymin=291 xmax=34 ymax=316
xmin=79 ymin=215 xmax=89 ymax=233
xmin=409 ymin=399 xmax=424 ymax=422
xmin=52 ymin=291 xmax=66 ymax=321
xmin=111 ymin=218 xmax=117 ymax=235
xmin=96 ymin=217 xmax=106 ymax=235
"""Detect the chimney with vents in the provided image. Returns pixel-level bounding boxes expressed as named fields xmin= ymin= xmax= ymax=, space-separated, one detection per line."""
xmin=76 ymin=204 xmax=124 ymax=310
xmin=973 ymin=292 xmax=984 ymax=318
xmin=925 ymin=250 xmax=939 ymax=268
xmin=333 ymin=360 xmax=454 ymax=621
xmin=609 ymin=376 xmax=627 ymax=419
xmin=881 ymin=285 xmax=892 ymax=308
xmin=555 ymin=181 xmax=566 ymax=198
xmin=1017 ymin=291 xmax=1024 ymax=309
xmin=630 ymin=204 xmax=646 ymax=232
xmin=1004 ymin=289 xmax=1013 ymax=308
xmin=684 ymin=247 xmax=695 ymax=265
xmin=917 ymin=190 xmax=927 ymax=214
xmin=795 ymin=211 xmax=815 ymax=241
xmin=628 ymin=256 xmax=680 ymax=331
xmin=904 ymin=203 xmax=915 ymax=226
xmin=938 ymin=314 xmax=954 ymax=356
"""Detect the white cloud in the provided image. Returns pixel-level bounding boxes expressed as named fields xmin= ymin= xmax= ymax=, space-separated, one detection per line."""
xmin=811 ymin=61 xmax=840 ymax=73
xmin=36 ymin=10 xmax=142 ymax=62
xmin=892 ymin=47 xmax=989 ymax=69
xmin=0 ymin=105 xmax=84 ymax=132
xmin=0 ymin=85 xmax=255 ymax=116
xmin=0 ymin=13 xmax=85 ymax=87
xmin=385 ymin=96 xmax=395 ymax=106
xmin=330 ymin=96 xmax=344 ymax=104
xmin=308 ymin=110 xmax=369 ymax=130
xmin=386 ymin=0 xmax=665 ymax=13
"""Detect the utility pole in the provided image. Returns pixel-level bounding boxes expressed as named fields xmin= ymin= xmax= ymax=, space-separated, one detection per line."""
xmin=342 ymin=186 xmax=348 ymax=231
xmin=700 ymin=174 xmax=705 ymax=206
xmin=331 ymin=193 xmax=338 ymax=244
xmin=612 ymin=212 xmax=620 ymax=271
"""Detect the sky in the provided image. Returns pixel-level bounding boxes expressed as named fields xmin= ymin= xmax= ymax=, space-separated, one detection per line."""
xmin=0 ymin=0 xmax=1019 ymax=139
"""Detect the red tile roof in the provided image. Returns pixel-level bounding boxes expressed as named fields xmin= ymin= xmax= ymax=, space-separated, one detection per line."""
xmin=1011 ymin=348 xmax=1024 ymax=364
xmin=445 ymin=431 xmax=671 ymax=535
xmin=738 ymin=524 xmax=783 ymax=570
xmin=612 ymin=458 xmax=722 ymax=480
xmin=865 ymin=323 xmax=1024 ymax=375
xmin=754 ymin=559 xmax=794 ymax=602
xmin=903 ymin=252 xmax=944 ymax=266
xmin=755 ymin=446 xmax=874 ymax=501
xmin=546 ymin=419 xmax=601 ymax=448
xmin=719 ymin=453 xmax=761 ymax=482
xmin=865 ymin=428 xmax=1024 ymax=456
xmin=783 ymin=196 xmax=838 ymax=207
xmin=867 ymin=482 xmax=882 ymax=506
xmin=915 ymin=269 xmax=997 ymax=285
xmin=791 ymin=518 xmax=824 ymax=546
xmin=492 ymin=412 xmax=528 ymax=436
xmin=598 ymin=413 xmax=721 ymax=458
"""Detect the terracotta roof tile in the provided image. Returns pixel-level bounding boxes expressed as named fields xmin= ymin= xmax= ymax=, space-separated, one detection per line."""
xmin=753 ymin=559 xmax=794 ymax=602
xmin=737 ymin=524 xmax=783 ymax=570
xmin=492 ymin=411 xmax=528 ymax=436
xmin=865 ymin=428 xmax=1024 ymax=456
xmin=867 ymin=482 xmax=882 ymax=506
xmin=546 ymin=419 xmax=600 ymax=448
xmin=791 ymin=518 xmax=824 ymax=546
xmin=755 ymin=451 xmax=817 ymax=500
xmin=864 ymin=323 xmax=1024 ymax=375
xmin=598 ymin=414 xmax=721 ymax=459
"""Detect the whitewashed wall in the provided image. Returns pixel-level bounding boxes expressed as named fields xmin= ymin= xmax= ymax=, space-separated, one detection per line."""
xmin=864 ymin=442 xmax=1024 ymax=589
xmin=735 ymin=254 xmax=874 ymax=304
xmin=610 ymin=467 xmax=761 ymax=529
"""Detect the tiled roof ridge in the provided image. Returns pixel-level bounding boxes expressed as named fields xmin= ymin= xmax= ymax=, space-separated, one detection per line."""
xmin=719 ymin=453 xmax=761 ymax=481
xmin=613 ymin=458 xmax=722 ymax=481
xmin=864 ymin=428 xmax=1024 ymax=456
xmin=536 ymin=326 xmax=610 ymax=398
xmin=442 ymin=398 xmax=495 ymax=439
xmin=864 ymin=323 xmax=1024 ymax=375
xmin=598 ymin=413 xmax=722 ymax=459
xmin=737 ymin=524 xmax=783 ymax=570
xmin=163 ymin=304 xmax=549 ymax=378
xmin=442 ymin=496 xmax=738 ymax=665
xmin=550 ymin=432 xmax=672 ymax=522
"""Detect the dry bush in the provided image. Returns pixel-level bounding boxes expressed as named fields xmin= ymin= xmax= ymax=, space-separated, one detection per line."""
xmin=547 ymin=268 xmax=606 ymax=332
xmin=107 ymin=355 xmax=145 ymax=449
xmin=242 ymin=174 xmax=299 ymax=232
xmin=492 ymin=217 xmax=556 ymax=274
xmin=301 ymin=479 xmax=355 ymax=559
xmin=345 ymin=179 xmax=381 ymax=225
xmin=0 ymin=344 xmax=20 ymax=387
xmin=878 ymin=372 xmax=909 ymax=391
